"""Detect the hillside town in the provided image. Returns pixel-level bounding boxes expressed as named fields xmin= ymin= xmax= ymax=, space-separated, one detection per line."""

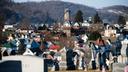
xmin=1 ymin=0 xmax=128 ymax=72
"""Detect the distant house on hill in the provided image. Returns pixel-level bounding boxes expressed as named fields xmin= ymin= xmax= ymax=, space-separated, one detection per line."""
xmin=73 ymin=22 xmax=79 ymax=29
xmin=18 ymin=24 xmax=33 ymax=30
xmin=82 ymin=21 xmax=90 ymax=27
xmin=122 ymin=21 xmax=128 ymax=35
xmin=4 ymin=25 xmax=13 ymax=29
xmin=3 ymin=25 xmax=15 ymax=32
xmin=124 ymin=21 xmax=128 ymax=29
xmin=38 ymin=24 xmax=48 ymax=31
xmin=71 ymin=21 xmax=89 ymax=36
xmin=104 ymin=25 xmax=117 ymax=37
xmin=89 ymin=23 xmax=104 ymax=32
xmin=17 ymin=19 xmax=33 ymax=33
xmin=126 ymin=21 xmax=128 ymax=25
xmin=71 ymin=27 xmax=86 ymax=36
xmin=73 ymin=22 xmax=79 ymax=27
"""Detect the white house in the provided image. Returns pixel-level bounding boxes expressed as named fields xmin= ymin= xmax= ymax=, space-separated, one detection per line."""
xmin=124 ymin=21 xmax=128 ymax=29
xmin=82 ymin=21 xmax=90 ymax=27
xmin=73 ymin=22 xmax=79 ymax=27
xmin=4 ymin=25 xmax=13 ymax=29
xmin=126 ymin=21 xmax=128 ymax=25
xmin=104 ymin=25 xmax=117 ymax=37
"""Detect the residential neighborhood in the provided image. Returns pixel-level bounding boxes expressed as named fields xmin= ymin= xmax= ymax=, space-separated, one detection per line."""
xmin=0 ymin=0 xmax=128 ymax=72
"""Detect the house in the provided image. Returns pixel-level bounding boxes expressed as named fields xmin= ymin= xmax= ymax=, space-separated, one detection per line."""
xmin=124 ymin=21 xmax=128 ymax=29
xmin=73 ymin=22 xmax=79 ymax=27
xmin=38 ymin=24 xmax=48 ymax=31
xmin=17 ymin=23 xmax=33 ymax=33
xmin=89 ymin=23 xmax=104 ymax=32
xmin=73 ymin=22 xmax=79 ymax=29
xmin=126 ymin=21 xmax=128 ymax=25
xmin=4 ymin=25 xmax=13 ymax=29
xmin=82 ymin=21 xmax=90 ymax=27
xmin=3 ymin=25 xmax=16 ymax=32
xmin=104 ymin=25 xmax=117 ymax=37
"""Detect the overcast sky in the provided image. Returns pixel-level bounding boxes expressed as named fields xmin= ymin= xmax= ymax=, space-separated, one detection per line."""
xmin=14 ymin=0 xmax=128 ymax=8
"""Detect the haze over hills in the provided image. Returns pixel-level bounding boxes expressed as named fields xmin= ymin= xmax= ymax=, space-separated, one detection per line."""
xmin=5 ymin=1 xmax=128 ymax=25
xmin=100 ymin=5 xmax=128 ymax=17
xmin=98 ymin=5 xmax=128 ymax=23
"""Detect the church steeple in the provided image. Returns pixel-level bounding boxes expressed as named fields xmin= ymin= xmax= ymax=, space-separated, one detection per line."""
xmin=64 ymin=8 xmax=70 ymax=22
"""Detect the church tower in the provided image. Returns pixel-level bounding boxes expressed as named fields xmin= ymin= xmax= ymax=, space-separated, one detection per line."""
xmin=64 ymin=8 xmax=70 ymax=22
xmin=63 ymin=8 xmax=71 ymax=37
